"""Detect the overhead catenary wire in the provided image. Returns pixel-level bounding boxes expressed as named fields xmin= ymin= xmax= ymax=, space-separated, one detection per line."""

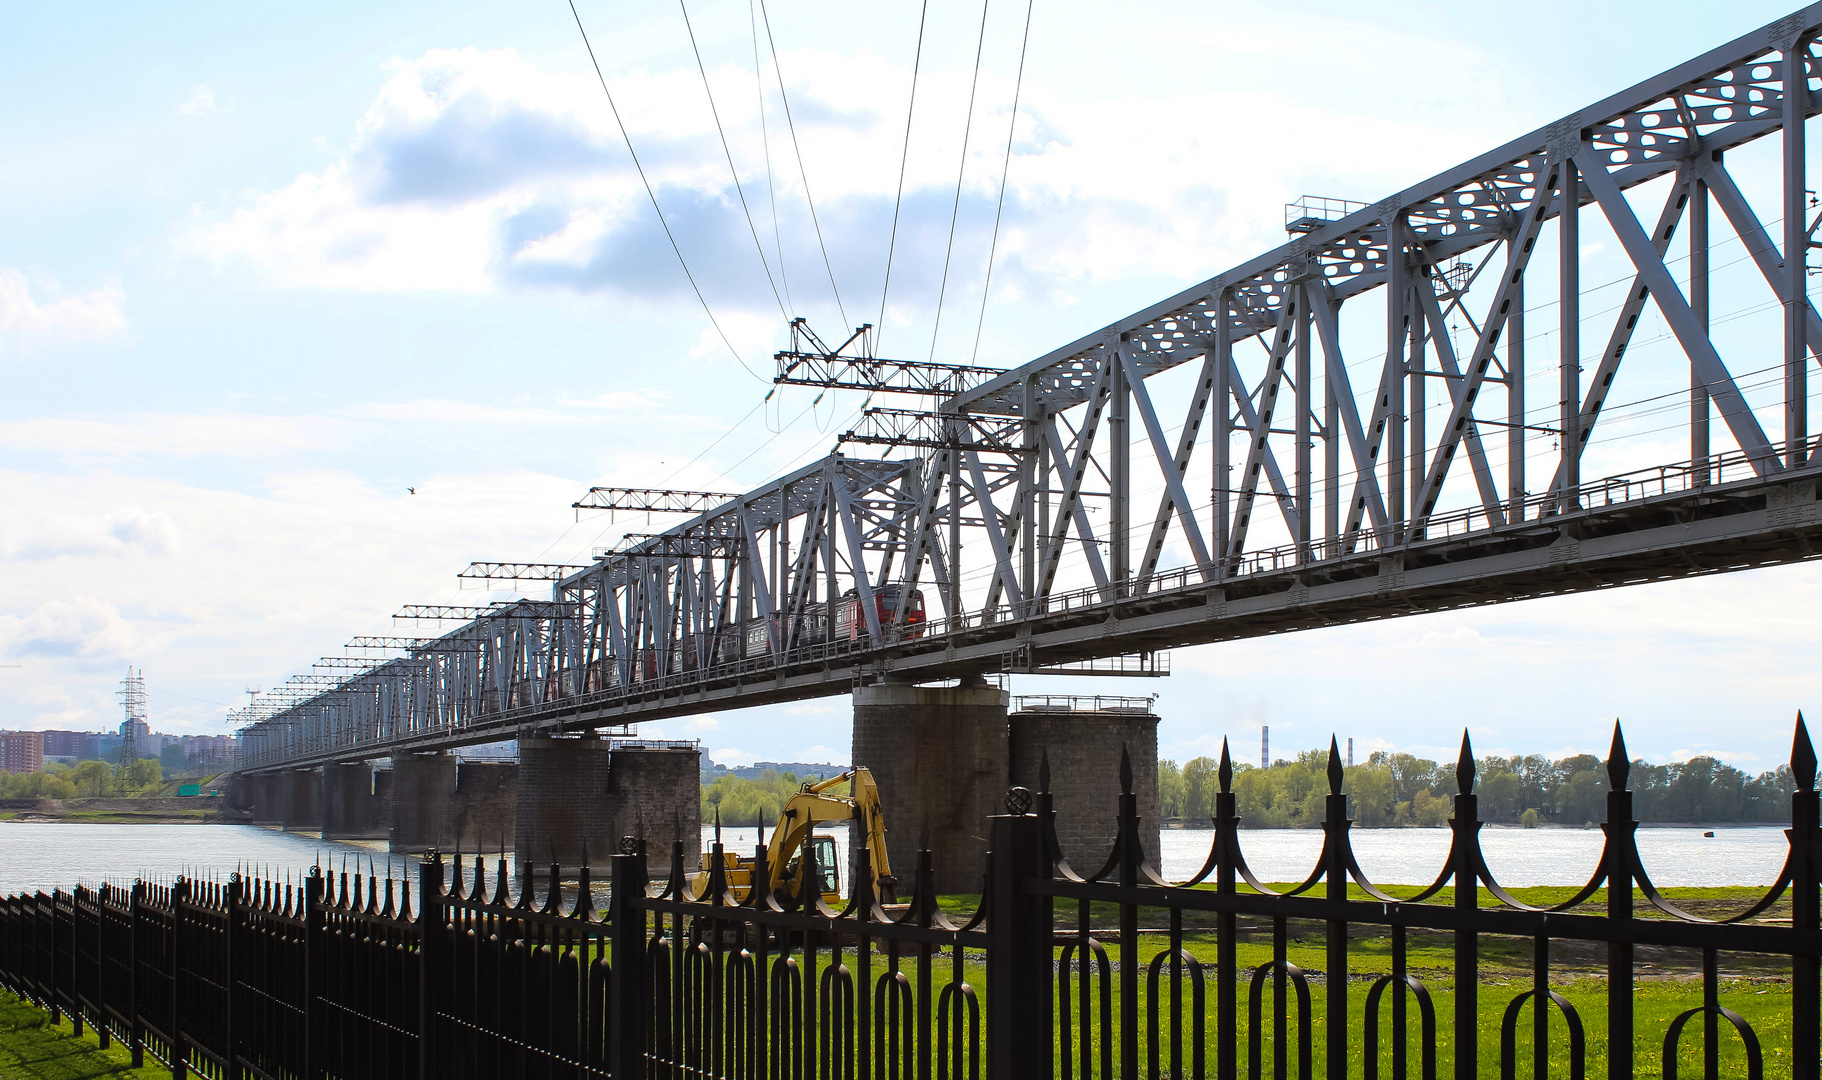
xmin=970 ymin=0 xmax=1034 ymax=366
xmin=679 ymin=0 xmax=788 ymax=320
xmin=927 ymin=0 xmax=993 ymax=365
xmin=758 ymin=0 xmax=849 ymax=331
xmin=566 ymin=0 xmax=764 ymax=382
xmin=750 ymin=0 xmax=794 ymax=315
xmin=875 ymin=0 xmax=932 ymax=355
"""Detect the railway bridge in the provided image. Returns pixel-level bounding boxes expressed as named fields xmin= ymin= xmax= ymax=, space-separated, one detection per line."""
xmin=232 ymin=7 xmax=1822 ymax=886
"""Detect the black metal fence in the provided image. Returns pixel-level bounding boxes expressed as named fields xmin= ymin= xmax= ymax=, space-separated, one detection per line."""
xmin=2 ymin=718 xmax=1818 ymax=1079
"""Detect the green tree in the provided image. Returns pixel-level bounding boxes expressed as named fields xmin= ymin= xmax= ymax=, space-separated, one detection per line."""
xmin=1388 ymin=754 xmax=1440 ymax=806
xmin=1232 ymin=764 xmax=1288 ymax=827
xmin=1557 ymin=766 xmax=1607 ymax=825
xmin=1345 ymin=764 xmax=1396 ymax=827
xmin=1157 ymin=760 xmax=1186 ymax=819
xmin=701 ymin=770 xmax=813 ymax=825
xmin=1479 ymin=769 xmax=1522 ymax=821
xmin=1 ymin=770 xmax=76 ymax=799
xmin=1180 ymin=757 xmax=1218 ymax=823
xmin=70 ymin=760 xmax=111 ymax=797
xmin=115 ymin=758 xmax=162 ymax=795
xmin=1411 ymin=789 xmax=1451 ymax=827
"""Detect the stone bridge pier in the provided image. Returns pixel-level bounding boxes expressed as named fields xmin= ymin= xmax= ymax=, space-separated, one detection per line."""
xmin=320 ymin=763 xmax=388 ymax=841
xmin=515 ymin=736 xmax=699 ymax=877
xmin=852 ymin=681 xmax=1161 ymax=893
xmin=852 ymin=677 xmax=1010 ymax=894
xmin=1006 ymin=697 xmax=1160 ymax=870
xmin=281 ymin=768 xmax=321 ymax=833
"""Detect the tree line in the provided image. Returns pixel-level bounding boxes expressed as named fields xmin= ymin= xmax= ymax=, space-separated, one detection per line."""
xmin=0 ymin=759 xmax=166 ymax=800
xmin=1158 ymin=748 xmax=1802 ymax=827
xmin=700 ymin=769 xmax=814 ymax=825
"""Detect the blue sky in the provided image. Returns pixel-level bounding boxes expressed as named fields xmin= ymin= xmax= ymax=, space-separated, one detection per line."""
xmin=3 ymin=0 xmax=1819 ymax=775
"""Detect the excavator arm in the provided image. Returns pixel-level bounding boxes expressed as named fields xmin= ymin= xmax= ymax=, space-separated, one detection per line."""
xmin=692 ymin=767 xmax=896 ymax=907
xmin=766 ymin=768 xmax=895 ymax=905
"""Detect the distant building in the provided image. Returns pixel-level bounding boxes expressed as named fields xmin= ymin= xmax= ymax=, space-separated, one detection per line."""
xmin=40 ymin=730 xmax=89 ymax=759
xmin=0 ymin=731 xmax=45 ymax=775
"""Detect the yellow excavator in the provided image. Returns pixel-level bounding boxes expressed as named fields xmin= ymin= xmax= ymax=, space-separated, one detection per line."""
xmin=692 ymin=767 xmax=897 ymax=907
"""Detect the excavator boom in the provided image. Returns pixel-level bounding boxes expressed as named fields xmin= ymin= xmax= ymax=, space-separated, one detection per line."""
xmin=693 ymin=767 xmax=895 ymax=906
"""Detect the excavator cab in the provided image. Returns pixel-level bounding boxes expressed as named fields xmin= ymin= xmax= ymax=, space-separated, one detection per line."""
xmin=780 ymin=834 xmax=840 ymax=902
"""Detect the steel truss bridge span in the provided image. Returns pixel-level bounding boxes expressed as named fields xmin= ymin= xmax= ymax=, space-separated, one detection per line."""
xmin=239 ymin=8 xmax=1822 ymax=774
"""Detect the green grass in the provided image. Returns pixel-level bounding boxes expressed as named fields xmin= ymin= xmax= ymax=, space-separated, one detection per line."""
xmin=0 ymin=995 xmax=163 ymax=1080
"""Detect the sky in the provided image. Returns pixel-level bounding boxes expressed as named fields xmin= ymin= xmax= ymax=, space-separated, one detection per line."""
xmin=3 ymin=0 xmax=1820 ymax=777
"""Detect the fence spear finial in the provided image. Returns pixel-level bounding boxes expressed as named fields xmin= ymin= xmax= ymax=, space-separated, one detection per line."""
xmin=1794 ymin=711 xmax=1817 ymax=791
xmin=1327 ymin=736 xmax=1344 ymax=794
xmin=1456 ymin=730 xmax=1475 ymax=794
xmin=1039 ymin=746 xmax=1052 ymax=794
xmin=1606 ymin=721 xmax=1631 ymax=790
xmin=1119 ymin=743 xmax=1133 ymax=795
xmin=1218 ymin=739 xmax=1233 ymax=793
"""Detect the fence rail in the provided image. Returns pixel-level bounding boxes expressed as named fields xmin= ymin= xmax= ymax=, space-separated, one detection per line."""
xmin=5 ymin=716 xmax=1820 ymax=1079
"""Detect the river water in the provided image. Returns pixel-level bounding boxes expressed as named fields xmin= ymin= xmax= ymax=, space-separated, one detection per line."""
xmin=0 ymin=822 xmax=1792 ymax=896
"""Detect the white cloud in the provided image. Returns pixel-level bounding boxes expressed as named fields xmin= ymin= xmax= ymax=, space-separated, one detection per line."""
xmin=0 ymin=598 xmax=147 ymax=661
xmin=2 ymin=508 xmax=180 ymax=561
xmin=178 ymin=85 xmax=218 ymax=116
xmin=0 ymin=268 xmax=125 ymax=353
xmin=0 ymin=412 xmax=339 ymax=462
xmin=1667 ymin=747 xmax=1763 ymax=766
xmin=189 ymin=27 xmax=1528 ymax=321
xmin=711 ymin=747 xmax=752 ymax=766
xmin=681 ymin=715 xmax=720 ymax=733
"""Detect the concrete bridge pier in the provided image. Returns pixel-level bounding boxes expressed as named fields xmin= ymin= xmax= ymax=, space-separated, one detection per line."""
xmin=320 ymin=763 xmax=388 ymax=841
xmin=242 ymin=773 xmax=281 ymax=824
xmin=453 ymin=761 xmax=517 ymax=854
xmin=515 ymin=736 xmax=698 ymax=876
xmin=389 ymin=752 xmax=456 ymax=853
xmin=852 ymin=678 xmax=1010 ymax=894
xmin=282 ymin=769 xmax=322 ymax=833
xmin=1007 ymin=699 xmax=1160 ymax=871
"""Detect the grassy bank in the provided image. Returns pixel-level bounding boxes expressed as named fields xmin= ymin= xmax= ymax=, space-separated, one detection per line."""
xmin=0 ymin=995 xmax=161 ymax=1080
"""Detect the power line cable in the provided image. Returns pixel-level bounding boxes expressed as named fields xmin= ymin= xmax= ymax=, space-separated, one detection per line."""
xmin=566 ymin=0 xmax=764 ymax=382
xmin=971 ymin=0 xmax=1034 ymax=365
xmin=679 ymin=0 xmax=788 ymax=319
xmin=875 ymin=0 xmax=932 ymax=355
xmin=758 ymin=0 xmax=850 ymax=330
xmin=927 ymin=0 xmax=993 ymax=363
xmin=751 ymin=0 xmax=794 ymax=314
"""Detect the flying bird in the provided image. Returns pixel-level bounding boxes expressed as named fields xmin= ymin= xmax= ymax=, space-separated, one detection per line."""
xmin=408 ymin=487 xmax=416 ymax=495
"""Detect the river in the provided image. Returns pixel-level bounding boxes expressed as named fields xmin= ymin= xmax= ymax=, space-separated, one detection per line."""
xmin=0 ymin=822 xmax=1791 ymax=897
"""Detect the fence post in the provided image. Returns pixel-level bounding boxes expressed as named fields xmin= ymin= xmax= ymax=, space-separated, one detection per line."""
xmin=417 ymin=853 xmax=445 ymax=1080
xmin=986 ymin=803 xmax=1050 ymax=1080
xmin=303 ymin=867 xmax=323 ymax=1080
xmin=128 ymin=882 xmax=143 ymax=1068
xmin=1451 ymin=735 xmax=1480 ymax=1080
xmin=224 ymin=875 xmax=242 ymax=1080
xmin=1604 ymin=725 xmax=1636 ymax=1080
xmin=172 ymin=878 xmax=189 ymax=1080
xmin=608 ymin=845 xmax=649 ymax=1080
xmin=1792 ymin=715 xmax=1819 ymax=1080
